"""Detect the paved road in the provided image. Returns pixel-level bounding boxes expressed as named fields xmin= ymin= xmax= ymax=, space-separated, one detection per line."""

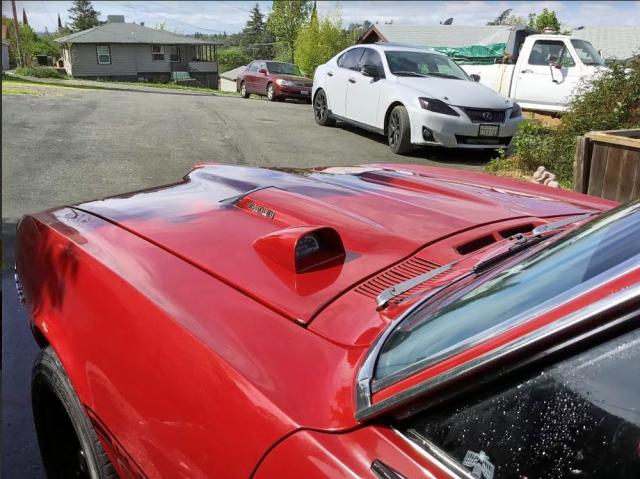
xmin=2 ymin=84 xmax=489 ymax=221
xmin=1 ymin=85 xmax=489 ymax=477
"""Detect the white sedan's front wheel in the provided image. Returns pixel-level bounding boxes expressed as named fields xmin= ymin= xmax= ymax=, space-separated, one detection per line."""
xmin=387 ymin=105 xmax=412 ymax=155
xmin=313 ymin=89 xmax=335 ymax=126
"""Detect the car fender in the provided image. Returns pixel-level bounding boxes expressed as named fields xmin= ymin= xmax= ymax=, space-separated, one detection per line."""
xmin=377 ymin=82 xmax=424 ymax=132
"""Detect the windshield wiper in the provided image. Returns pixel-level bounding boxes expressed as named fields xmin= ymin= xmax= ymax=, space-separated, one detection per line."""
xmin=393 ymin=71 xmax=428 ymax=77
xmin=375 ymin=213 xmax=596 ymax=309
xmin=426 ymin=72 xmax=462 ymax=80
xmin=376 ymin=261 xmax=457 ymax=309
xmin=474 ymin=213 xmax=595 ymax=273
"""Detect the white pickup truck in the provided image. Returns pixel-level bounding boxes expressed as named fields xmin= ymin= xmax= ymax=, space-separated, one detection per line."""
xmin=460 ymin=32 xmax=606 ymax=113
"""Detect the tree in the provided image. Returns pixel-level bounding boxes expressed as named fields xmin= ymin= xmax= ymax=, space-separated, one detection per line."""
xmin=487 ymin=9 xmax=511 ymax=25
xmin=528 ymin=8 xmax=561 ymax=32
xmin=68 ymin=0 xmax=100 ymax=32
xmin=503 ymin=14 xmax=526 ymax=26
xmin=267 ymin=0 xmax=312 ymax=63
xmin=57 ymin=13 xmax=63 ymax=31
xmin=241 ymin=4 xmax=274 ymax=59
xmin=22 ymin=8 xmax=29 ymax=26
xmin=295 ymin=6 xmax=348 ymax=76
xmin=2 ymin=17 xmax=60 ymax=65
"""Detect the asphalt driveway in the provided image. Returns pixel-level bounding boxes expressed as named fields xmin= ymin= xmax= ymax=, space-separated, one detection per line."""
xmin=1 ymin=84 xmax=490 ymax=477
xmin=2 ymin=84 xmax=489 ymax=221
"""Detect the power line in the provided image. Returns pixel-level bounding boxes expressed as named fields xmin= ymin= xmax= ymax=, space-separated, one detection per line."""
xmin=111 ymin=1 xmax=240 ymax=34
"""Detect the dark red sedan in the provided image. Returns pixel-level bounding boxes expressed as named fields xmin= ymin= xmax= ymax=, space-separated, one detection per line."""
xmin=14 ymin=164 xmax=640 ymax=478
xmin=237 ymin=60 xmax=313 ymax=102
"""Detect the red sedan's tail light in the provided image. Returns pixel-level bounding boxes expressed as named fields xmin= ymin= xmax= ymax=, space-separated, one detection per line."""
xmin=254 ymin=226 xmax=346 ymax=273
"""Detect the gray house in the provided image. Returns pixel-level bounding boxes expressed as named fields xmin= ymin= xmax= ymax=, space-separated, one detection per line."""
xmin=55 ymin=15 xmax=220 ymax=88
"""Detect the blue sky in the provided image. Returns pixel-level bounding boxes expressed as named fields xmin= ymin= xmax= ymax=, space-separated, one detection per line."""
xmin=3 ymin=1 xmax=639 ymax=34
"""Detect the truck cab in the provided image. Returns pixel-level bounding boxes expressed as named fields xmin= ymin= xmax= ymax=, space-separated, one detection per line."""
xmin=462 ymin=32 xmax=606 ymax=113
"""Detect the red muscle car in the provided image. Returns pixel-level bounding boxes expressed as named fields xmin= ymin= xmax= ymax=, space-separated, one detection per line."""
xmin=237 ymin=60 xmax=313 ymax=102
xmin=15 ymin=164 xmax=640 ymax=479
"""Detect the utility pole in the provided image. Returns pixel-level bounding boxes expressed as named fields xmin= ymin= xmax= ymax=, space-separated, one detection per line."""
xmin=11 ymin=0 xmax=23 ymax=67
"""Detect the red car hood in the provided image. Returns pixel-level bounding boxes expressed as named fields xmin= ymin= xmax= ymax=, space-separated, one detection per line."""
xmin=75 ymin=164 xmax=614 ymax=323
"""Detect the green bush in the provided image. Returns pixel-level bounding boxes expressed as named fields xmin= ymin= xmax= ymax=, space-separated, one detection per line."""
xmin=15 ymin=66 xmax=67 ymax=79
xmin=488 ymin=59 xmax=640 ymax=184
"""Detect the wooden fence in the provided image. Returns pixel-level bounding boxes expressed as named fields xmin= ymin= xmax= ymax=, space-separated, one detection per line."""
xmin=573 ymin=129 xmax=640 ymax=202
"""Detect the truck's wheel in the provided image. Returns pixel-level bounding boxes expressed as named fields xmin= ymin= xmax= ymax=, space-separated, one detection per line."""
xmin=387 ymin=105 xmax=412 ymax=155
xmin=32 ymin=347 xmax=117 ymax=479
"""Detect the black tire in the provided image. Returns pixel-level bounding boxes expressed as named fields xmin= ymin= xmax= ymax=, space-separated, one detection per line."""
xmin=32 ymin=347 xmax=117 ymax=479
xmin=266 ymin=83 xmax=277 ymax=101
xmin=313 ymin=89 xmax=335 ymax=126
xmin=240 ymin=81 xmax=250 ymax=99
xmin=387 ymin=105 xmax=412 ymax=155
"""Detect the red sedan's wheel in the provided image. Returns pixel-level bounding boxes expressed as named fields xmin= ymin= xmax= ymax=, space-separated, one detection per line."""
xmin=267 ymin=83 xmax=277 ymax=102
xmin=240 ymin=82 xmax=250 ymax=99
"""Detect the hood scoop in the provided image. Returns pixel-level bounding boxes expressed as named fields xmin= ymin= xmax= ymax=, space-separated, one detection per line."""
xmin=254 ymin=226 xmax=345 ymax=273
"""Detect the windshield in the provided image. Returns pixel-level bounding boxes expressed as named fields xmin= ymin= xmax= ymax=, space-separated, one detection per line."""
xmin=384 ymin=51 xmax=469 ymax=80
xmin=571 ymin=39 xmax=605 ymax=66
xmin=267 ymin=61 xmax=302 ymax=76
xmin=374 ymin=202 xmax=640 ymax=383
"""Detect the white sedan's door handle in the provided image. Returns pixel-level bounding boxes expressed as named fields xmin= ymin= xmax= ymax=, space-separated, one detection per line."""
xmin=521 ymin=69 xmax=533 ymax=74
xmin=348 ymin=77 xmax=356 ymax=84
xmin=327 ymin=71 xmax=334 ymax=77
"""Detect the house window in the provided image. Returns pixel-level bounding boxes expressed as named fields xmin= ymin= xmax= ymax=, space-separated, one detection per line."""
xmin=152 ymin=45 xmax=165 ymax=61
xmin=169 ymin=46 xmax=181 ymax=62
xmin=96 ymin=45 xmax=111 ymax=64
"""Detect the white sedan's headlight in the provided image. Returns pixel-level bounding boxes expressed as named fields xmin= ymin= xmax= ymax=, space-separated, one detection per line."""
xmin=276 ymin=79 xmax=296 ymax=87
xmin=510 ymin=102 xmax=523 ymax=119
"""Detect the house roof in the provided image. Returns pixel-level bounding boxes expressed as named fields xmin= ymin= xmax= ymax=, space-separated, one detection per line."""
xmin=220 ymin=65 xmax=246 ymax=80
xmin=363 ymin=24 xmax=513 ymax=47
xmin=55 ymin=22 xmax=219 ymax=45
xmin=361 ymin=24 xmax=640 ymax=60
xmin=572 ymin=26 xmax=640 ymax=60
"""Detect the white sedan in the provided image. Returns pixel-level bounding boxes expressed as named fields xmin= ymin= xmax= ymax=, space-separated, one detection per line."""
xmin=312 ymin=43 xmax=524 ymax=154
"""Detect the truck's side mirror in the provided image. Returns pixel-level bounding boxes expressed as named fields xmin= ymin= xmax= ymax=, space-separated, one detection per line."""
xmin=470 ymin=74 xmax=481 ymax=82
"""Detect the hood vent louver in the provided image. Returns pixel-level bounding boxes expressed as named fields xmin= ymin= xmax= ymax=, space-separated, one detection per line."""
xmin=355 ymin=257 xmax=441 ymax=303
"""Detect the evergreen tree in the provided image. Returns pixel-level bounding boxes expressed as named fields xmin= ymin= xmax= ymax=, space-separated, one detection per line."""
xmin=241 ymin=4 xmax=274 ymax=58
xmin=68 ymin=0 xmax=101 ymax=32
xmin=57 ymin=13 xmax=63 ymax=31
xmin=22 ymin=8 xmax=29 ymax=26
xmin=267 ymin=0 xmax=311 ymax=63
xmin=487 ymin=9 xmax=511 ymax=25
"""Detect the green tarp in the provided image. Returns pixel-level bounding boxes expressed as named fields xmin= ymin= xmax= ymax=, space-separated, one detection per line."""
xmin=432 ymin=43 xmax=507 ymax=65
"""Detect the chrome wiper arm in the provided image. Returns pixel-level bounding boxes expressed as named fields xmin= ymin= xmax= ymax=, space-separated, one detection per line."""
xmin=531 ymin=213 xmax=593 ymax=235
xmin=376 ymin=261 xmax=457 ymax=310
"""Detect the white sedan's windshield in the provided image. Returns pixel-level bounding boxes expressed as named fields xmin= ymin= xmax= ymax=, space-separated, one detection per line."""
xmin=385 ymin=51 xmax=469 ymax=80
